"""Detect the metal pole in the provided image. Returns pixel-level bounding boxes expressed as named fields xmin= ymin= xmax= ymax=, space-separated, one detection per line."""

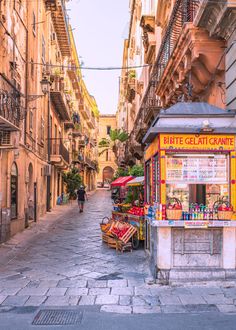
xmin=46 ymin=89 xmax=51 ymax=212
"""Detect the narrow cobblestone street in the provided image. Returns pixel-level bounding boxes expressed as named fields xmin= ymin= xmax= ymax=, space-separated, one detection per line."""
xmin=0 ymin=190 xmax=236 ymax=320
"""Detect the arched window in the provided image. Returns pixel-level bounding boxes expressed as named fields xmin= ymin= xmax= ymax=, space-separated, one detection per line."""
xmin=10 ymin=162 xmax=18 ymax=219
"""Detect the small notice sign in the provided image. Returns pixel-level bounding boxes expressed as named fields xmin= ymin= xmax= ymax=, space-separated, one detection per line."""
xmin=184 ymin=221 xmax=209 ymax=229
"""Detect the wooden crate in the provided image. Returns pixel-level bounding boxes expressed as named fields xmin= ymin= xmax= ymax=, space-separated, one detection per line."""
xmin=119 ymin=226 xmax=137 ymax=244
xmin=107 ymin=237 xmax=117 ymax=249
xmin=116 ymin=240 xmax=132 ymax=253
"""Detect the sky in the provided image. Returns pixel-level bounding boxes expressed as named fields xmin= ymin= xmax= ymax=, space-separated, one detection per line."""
xmin=67 ymin=0 xmax=130 ymax=114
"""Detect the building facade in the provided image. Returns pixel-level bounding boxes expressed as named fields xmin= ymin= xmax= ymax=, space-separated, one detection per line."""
xmin=0 ymin=0 xmax=98 ymax=242
xmin=117 ymin=0 xmax=233 ymax=166
xmin=97 ymin=115 xmax=117 ymax=185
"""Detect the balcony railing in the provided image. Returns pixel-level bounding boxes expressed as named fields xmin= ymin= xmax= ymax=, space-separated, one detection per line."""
xmin=0 ymin=74 xmax=23 ymax=131
xmin=47 ymin=0 xmax=71 ymax=56
xmin=139 ymin=0 xmax=200 ymax=115
xmin=84 ymin=156 xmax=96 ymax=170
xmin=50 ymin=77 xmax=70 ymax=121
xmin=51 ymin=140 xmax=70 ymax=164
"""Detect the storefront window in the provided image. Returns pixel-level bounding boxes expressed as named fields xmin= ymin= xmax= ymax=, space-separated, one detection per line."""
xmin=154 ymin=154 xmax=159 ymax=202
xmin=10 ymin=162 xmax=18 ymax=219
xmin=166 ymin=154 xmax=229 ymax=211
xmin=145 ymin=161 xmax=151 ymax=203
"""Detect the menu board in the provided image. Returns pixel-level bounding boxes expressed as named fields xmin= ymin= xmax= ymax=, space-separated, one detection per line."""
xmin=166 ymin=156 xmax=227 ymax=184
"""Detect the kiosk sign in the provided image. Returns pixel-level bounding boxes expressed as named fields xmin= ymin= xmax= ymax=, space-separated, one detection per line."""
xmin=160 ymin=134 xmax=235 ymax=151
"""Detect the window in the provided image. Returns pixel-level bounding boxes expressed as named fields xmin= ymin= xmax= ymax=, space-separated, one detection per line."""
xmin=32 ymin=11 xmax=36 ymax=36
xmin=30 ymin=58 xmax=34 ymax=78
xmin=42 ymin=36 xmax=45 ymax=63
xmin=106 ymin=126 xmax=111 ymax=135
xmin=29 ymin=109 xmax=33 ymax=132
xmin=40 ymin=117 xmax=45 ymax=143
xmin=10 ymin=162 xmax=18 ymax=219
xmin=106 ymin=150 xmax=109 ymax=161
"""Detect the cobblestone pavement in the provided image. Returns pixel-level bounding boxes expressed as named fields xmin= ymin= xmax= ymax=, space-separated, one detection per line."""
xmin=0 ymin=190 xmax=236 ymax=315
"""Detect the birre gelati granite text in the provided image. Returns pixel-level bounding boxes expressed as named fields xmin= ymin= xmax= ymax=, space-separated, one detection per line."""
xmin=160 ymin=134 xmax=235 ymax=150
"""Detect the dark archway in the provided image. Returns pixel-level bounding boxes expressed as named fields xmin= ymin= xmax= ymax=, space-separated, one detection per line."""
xmin=103 ymin=166 xmax=114 ymax=184
xmin=10 ymin=162 xmax=18 ymax=219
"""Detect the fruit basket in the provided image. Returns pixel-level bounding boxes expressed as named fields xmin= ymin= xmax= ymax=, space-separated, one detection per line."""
xmin=217 ymin=201 xmax=234 ymax=220
xmin=166 ymin=197 xmax=183 ymax=220
xmin=100 ymin=217 xmax=112 ymax=233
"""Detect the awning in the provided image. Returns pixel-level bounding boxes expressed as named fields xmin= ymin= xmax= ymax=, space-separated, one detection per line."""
xmin=126 ymin=176 xmax=144 ymax=187
xmin=111 ymin=176 xmax=133 ymax=187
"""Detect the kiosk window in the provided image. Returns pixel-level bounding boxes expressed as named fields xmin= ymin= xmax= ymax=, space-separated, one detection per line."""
xmin=166 ymin=154 xmax=229 ymax=210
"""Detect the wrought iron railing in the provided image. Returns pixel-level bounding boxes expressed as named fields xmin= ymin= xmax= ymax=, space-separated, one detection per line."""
xmin=138 ymin=0 xmax=200 ymax=118
xmin=51 ymin=140 xmax=70 ymax=164
xmin=0 ymin=74 xmax=24 ymax=128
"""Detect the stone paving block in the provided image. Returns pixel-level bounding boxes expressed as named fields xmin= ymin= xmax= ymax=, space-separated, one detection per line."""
xmin=203 ymin=294 xmax=233 ymax=305
xmin=79 ymin=295 xmax=95 ymax=305
xmin=38 ymin=280 xmax=59 ymax=288
xmin=2 ymin=295 xmax=29 ymax=306
xmin=0 ymin=296 xmax=7 ymax=305
xmin=24 ymin=295 xmax=47 ymax=306
xmin=119 ymin=295 xmax=132 ymax=306
xmin=171 ymin=288 xmax=192 ymax=295
xmin=107 ymin=280 xmax=128 ymax=288
xmin=95 ymin=295 xmax=119 ymax=305
xmin=134 ymin=287 xmax=152 ymax=296
xmin=217 ymin=304 xmax=236 ymax=313
xmin=178 ymin=294 xmax=206 ymax=305
xmin=57 ymin=279 xmax=87 ymax=288
xmin=43 ymin=295 xmax=79 ymax=306
xmin=89 ymin=288 xmax=110 ymax=296
xmin=128 ymin=279 xmax=145 ymax=287
xmin=17 ymin=287 xmax=49 ymax=296
xmin=132 ymin=306 xmax=161 ymax=314
xmin=111 ymin=287 xmax=133 ymax=296
xmin=101 ymin=305 xmax=132 ymax=314
xmin=87 ymin=280 xmax=107 ymax=288
xmin=47 ymin=288 xmax=67 ymax=296
xmin=0 ymin=287 xmax=21 ymax=295
xmin=132 ymin=296 xmax=160 ymax=307
xmin=185 ymin=304 xmax=218 ymax=313
xmin=84 ymin=272 xmax=103 ymax=279
xmin=161 ymin=305 xmax=187 ymax=313
xmin=189 ymin=286 xmax=223 ymax=296
xmin=66 ymin=288 xmax=88 ymax=296
xmin=159 ymin=294 xmax=182 ymax=305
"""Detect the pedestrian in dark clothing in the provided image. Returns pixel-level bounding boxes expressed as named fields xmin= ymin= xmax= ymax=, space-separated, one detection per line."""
xmin=77 ymin=185 xmax=88 ymax=213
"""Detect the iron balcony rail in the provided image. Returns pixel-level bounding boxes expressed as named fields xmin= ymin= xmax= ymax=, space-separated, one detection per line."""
xmin=51 ymin=141 xmax=70 ymax=164
xmin=139 ymin=0 xmax=200 ymax=117
xmin=0 ymin=74 xmax=23 ymax=130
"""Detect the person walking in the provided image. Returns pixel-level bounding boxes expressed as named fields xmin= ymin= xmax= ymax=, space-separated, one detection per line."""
xmin=77 ymin=185 xmax=88 ymax=213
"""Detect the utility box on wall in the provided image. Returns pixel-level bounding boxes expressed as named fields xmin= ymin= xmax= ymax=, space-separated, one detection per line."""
xmin=0 ymin=208 xmax=11 ymax=243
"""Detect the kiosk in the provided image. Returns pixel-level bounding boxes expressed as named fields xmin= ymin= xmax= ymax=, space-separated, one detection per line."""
xmin=143 ymin=102 xmax=236 ymax=283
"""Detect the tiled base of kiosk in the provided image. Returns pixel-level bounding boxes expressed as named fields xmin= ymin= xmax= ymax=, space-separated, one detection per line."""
xmin=146 ymin=220 xmax=236 ymax=284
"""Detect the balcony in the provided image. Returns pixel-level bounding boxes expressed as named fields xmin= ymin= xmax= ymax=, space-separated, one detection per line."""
xmin=0 ymin=74 xmax=22 ymax=131
xmin=51 ymin=140 xmax=70 ymax=167
xmin=140 ymin=15 xmax=156 ymax=64
xmin=139 ymin=0 xmax=201 ymax=111
xmin=47 ymin=0 xmax=71 ymax=56
xmin=84 ymin=156 xmax=96 ymax=170
xmin=79 ymin=102 xmax=90 ymax=120
xmin=87 ymin=113 xmax=96 ymax=129
xmin=72 ymin=151 xmax=84 ymax=164
xmin=50 ymin=77 xmax=71 ymax=121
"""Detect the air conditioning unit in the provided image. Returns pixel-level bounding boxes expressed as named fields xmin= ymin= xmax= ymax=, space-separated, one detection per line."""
xmin=44 ymin=164 xmax=52 ymax=176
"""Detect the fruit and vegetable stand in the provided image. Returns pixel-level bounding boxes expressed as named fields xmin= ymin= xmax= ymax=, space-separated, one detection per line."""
xmin=100 ymin=217 xmax=137 ymax=252
xmin=142 ymin=102 xmax=236 ymax=283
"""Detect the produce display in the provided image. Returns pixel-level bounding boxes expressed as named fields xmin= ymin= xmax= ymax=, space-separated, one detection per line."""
xmin=127 ymin=206 xmax=144 ymax=216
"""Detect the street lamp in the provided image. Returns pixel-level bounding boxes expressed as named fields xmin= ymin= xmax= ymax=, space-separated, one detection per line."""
xmin=40 ymin=76 xmax=52 ymax=212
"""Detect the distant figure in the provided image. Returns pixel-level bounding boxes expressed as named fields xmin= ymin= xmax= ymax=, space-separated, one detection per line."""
xmin=77 ymin=185 xmax=88 ymax=213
